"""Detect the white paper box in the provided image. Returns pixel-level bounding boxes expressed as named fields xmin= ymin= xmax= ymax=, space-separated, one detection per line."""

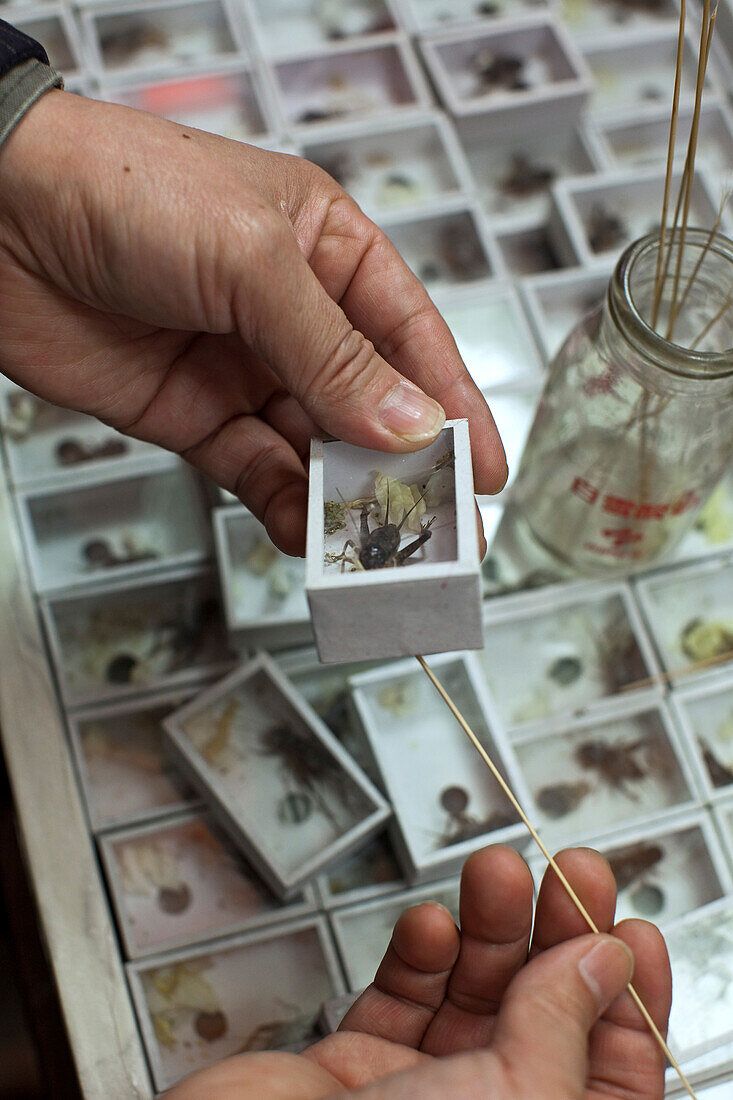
xmin=248 ymin=0 xmax=399 ymax=59
xmin=99 ymin=809 xmax=318 ymax=958
xmin=213 ymin=505 xmax=312 ymax=650
xmin=306 ymin=420 xmax=482 ymax=663
xmin=330 ymin=876 xmax=460 ymax=991
xmin=163 ymin=652 xmax=391 ymax=898
xmin=478 ymin=580 xmax=662 ymax=732
xmin=380 ymin=200 xmax=501 ymax=289
xmin=18 ymin=463 xmax=210 ymax=594
xmin=127 ymin=914 xmax=345 ymax=1090
xmin=432 ymin=282 xmax=545 ymax=393
xmin=635 ymin=553 xmax=733 ymax=688
xmin=0 ymin=385 xmax=168 ymax=489
xmin=560 ymin=0 xmax=678 ymax=41
xmin=420 ymin=15 xmax=591 ymax=124
xmin=349 ymin=653 xmax=530 ymax=882
xmin=66 ymin=688 xmax=204 ymax=832
xmin=299 ymin=111 xmax=473 ymax=216
xmin=670 ymin=672 xmax=733 ymax=803
xmin=271 ymin=35 xmax=431 ymax=130
xmin=41 ymin=566 xmax=234 ymax=707
xmin=521 ymin=260 xmax=614 ymax=364
xmin=595 ymin=103 xmax=733 ymax=176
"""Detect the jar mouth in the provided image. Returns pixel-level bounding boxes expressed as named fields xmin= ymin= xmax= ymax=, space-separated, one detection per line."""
xmin=610 ymin=229 xmax=733 ymax=381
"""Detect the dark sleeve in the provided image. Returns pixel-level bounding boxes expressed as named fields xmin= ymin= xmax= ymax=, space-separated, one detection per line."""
xmin=0 ymin=18 xmax=51 ymax=77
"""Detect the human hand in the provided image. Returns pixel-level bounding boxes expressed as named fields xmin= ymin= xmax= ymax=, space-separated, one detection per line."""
xmin=164 ymin=845 xmax=671 ymax=1100
xmin=0 ymin=90 xmax=505 ymax=554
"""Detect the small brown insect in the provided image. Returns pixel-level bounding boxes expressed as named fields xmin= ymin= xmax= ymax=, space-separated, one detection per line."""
xmin=574 ymin=736 xmax=647 ymax=798
xmin=194 ymin=1010 xmax=228 ymax=1043
xmin=157 ymin=883 xmax=192 ymax=915
xmin=473 ymin=51 xmax=528 ymax=93
xmin=437 ymin=785 xmax=516 ymax=846
xmin=699 ymin=738 xmax=733 ymax=789
xmin=100 ymin=24 xmax=168 ymax=64
xmin=499 ymin=154 xmax=555 ymax=198
xmin=607 ymin=841 xmax=663 ymax=892
xmin=82 ymin=537 xmax=159 ymax=570
xmin=260 ymin=725 xmax=360 ymax=827
xmin=587 ymin=205 xmax=626 ymax=253
xmin=535 ymin=780 xmax=591 ymax=819
xmin=55 ymin=436 xmax=128 ymax=467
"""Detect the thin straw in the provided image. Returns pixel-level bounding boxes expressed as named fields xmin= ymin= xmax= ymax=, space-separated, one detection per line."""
xmin=416 ymin=654 xmax=698 ymax=1100
xmin=689 ymin=292 xmax=733 ymax=350
xmin=672 ymin=190 xmax=730 ymax=325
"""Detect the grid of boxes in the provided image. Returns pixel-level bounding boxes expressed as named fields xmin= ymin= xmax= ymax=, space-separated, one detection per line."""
xmin=2 ymin=0 xmax=733 ymax=1093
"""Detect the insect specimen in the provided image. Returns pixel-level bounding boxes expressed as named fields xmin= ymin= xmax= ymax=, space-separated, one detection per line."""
xmin=242 ymin=539 xmax=299 ymax=600
xmin=574 ymin=735 xmax=647 ymax=797
xmin=547 ymin=655 xmax=583 ymax=686
xmin=107 ymin=653 xmax=139 ymax=684
xmin=158 ymin=883 xmax=192 ymax=915
xmin=476 ymin=1 xmax=501 ymax=13
xmin=680 ymin=618 xmax=733 ymax=665
xmin=259 ymin=724 xmax=359 ymax=829
xmin=535 ymin=780 xmax=591 ymax=819
xmin=119 ymin=837 xmax=192 ymax=915
xmin=102 ymin=596 xmax=223 ymax=686
xmin=499 ymin=154 xmax=555 ymax=198
xmin=607 ymin=841 xmax=663 ymax=891
xmin=587 ymin=205 xmax=626 ymax=253
xmin=439 ymin=223 xmax=488 ymax=280
xmin=437 ymin=785 xmax=517 ymax=846
xmin=242 ymin=1013 xmax=316 ymax=1051
xmin=1 ymin=391 xmax=43 ymax=440
xmin=82 ymin=536 xmax=159 ymax=570
xmin=99 ymin=23 xmax=168 ymax=65
xmin=699 ymin=738 xmax=733 ymax=789
xmin=472 ymin=50 xmax=528 ymax=93
xmin=55 ymin=435 xmax=128 ymax=467
xmin=378 ymin=174 xmax=422 ymax=207
xmin=194 ymin=1010 xmax=228 ymax=1042
xmin=630 ymin=882 xmax=664 ymax=916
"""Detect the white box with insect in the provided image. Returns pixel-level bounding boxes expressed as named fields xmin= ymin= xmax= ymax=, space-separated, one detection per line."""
xmin=306 ymin=419 xmax=482 ymax=663
xmin=163 ymin=652 xmax=391 ymax=898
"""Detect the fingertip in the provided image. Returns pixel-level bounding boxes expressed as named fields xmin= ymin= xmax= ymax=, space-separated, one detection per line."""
xmin=611 ymin=918 xmax=672 ymax=1028
xmin=261 ymin=480 xmax=308 ymax=556
xmin=533 ymin=847 xmax=617 ymax=953
xmin=460 ymin=845 xmax=534 ymax=939
xmin=391 ymin=901 xmax=461 ymax=974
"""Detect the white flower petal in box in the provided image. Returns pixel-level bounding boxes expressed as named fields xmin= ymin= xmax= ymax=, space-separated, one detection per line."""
xmin=478 ymin=580 xmax=662 ymax=733
xmin=306 ymin=420 xmax=482 ymax=663
xmin=550 ymin=166 xmax=719 ymax=265
xmin=18 ymin=463 xmax=210 ymax=594
xmin=432 ymin=282 xmax=544 ymax=393
xmin=12 ymin=4 xmax=85 ymax=76
xmin=513 ymin=698 xmax=699 ymax=845
xmin=669 ymin=672 xmax=733 ymax=804
xmin=665 ymin=896 xmax=733 ymax=1065
xmin=330 ymin=876 xmax=461 ymax=992
xmin=247 ymin=0 xmax=400 ymax=60
xmin=213 ymin=505 xmax=312 ymax=651
xmin=67 ymin=688 xmax=203 ymax=833
xmin=520 ymin=260 xmax=614 ymax=364
xmin=271 ymin=35 xmax=431 ymax=131
xmin=419 ymin=15 xmax=591 ymax=125
xmin=163 ymin=652 xmax=391 ymax=899
xmin=99 ymin=61 xmax=275 ymax=141
xmin=595 ymin=103 xmax=733 ymax=176
xmin=0 ymin=384 xmax=168 ymax=489
xmin=635 ymin=553 xmax=733 ymax=688
xmin=41 ymin=566 xmax=234 ymax=707
xmin=81 ymin=0 xmax=246 ymax=82
xmin=127 ymin=914 xmax=345 ymax=1091
xmin=401 ymin=0 xmax=556 ymax=34
xmin=582 ymin=26 xmax=716 ymax=120
xmin=455 ymin=108 xmax=599 ymax=224
xmin=99 ymin=808 xmax=318 ymax=959
xmin=529 ymin=809 xmax=732 ymax=929
xmin=379 ymin=199 xmax=501 ymax=289
xmin=299 ymin=111 xmax=473 ymax=217
xmin=349 ymin=653 xmax=530 ymax=883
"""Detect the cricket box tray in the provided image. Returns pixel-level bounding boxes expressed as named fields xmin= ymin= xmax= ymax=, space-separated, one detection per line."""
xmin=305 ymin=419 xmax=482 ymax=663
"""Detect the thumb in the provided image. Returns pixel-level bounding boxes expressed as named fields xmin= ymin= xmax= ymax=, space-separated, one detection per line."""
xmin=492 ymin=933 xmax=634 ymax=1098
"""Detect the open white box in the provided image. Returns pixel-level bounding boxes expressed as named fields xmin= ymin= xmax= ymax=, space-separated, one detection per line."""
xmin=127 ymin=914 xmax=345 ymax=1090
xmin=670 ymin=673 xmax=733 ymax=803
xmin=314 ymin=832 xmax=405 ymax=910
xmin=513 ymin=698 xmax=699 ymax=845
xmin=163 ymin=652 xmax=391 ymax=898
xmin=247 ymin=0 xmax=399 ymax=59
xmin=520 ymin=260 xmax=614 ymax=364
xmin=272 ymin=35 xmax=431 ymax=130
xmin=306 ymin=420 xmax=482 ymax=663
xmin=99 ymin=808 xmax=318 ymax=959
xmin=455 ymin=107 xmax=598 ymax=224
xmin=550 ymin=166 xmax=719 ymax=265
xmin=12 ymin=5 xmax=85 ymax=76
xmin=401 ymin=0 xmax=556 ymax=33
xmin=529 ymin=809 xmax=732 ymax=929
xmin=18 ymin=462 xmax=210 ymax=594
xmin=594 ymin=103 xmax=733 ymax=177
xmin=433 ymin=282 xmax=545 ymax=393
xmin=0 ymin=385 xmax=167 ymax=489
xmin=666 ymin=896 xmax=733 ymax=1064
xmin=582 ymin=26 xmax=717 ymax=120
xmin=329 ymin=876 xmax=461 ymax=992
xmin=299 ymin=111 xmax=473 ymax=216
xmin=99 ymin=60 xmax=275 ymax=140
xmin=380 ymin=200 xmax=500 ymax=288
xmin=635 ymin=553 xmax=733 ymax=688
xmin=41 ymin=566 xmax=234 ymax=707
xmin=213 ymin=505 xmax=312 ymax=651
xmin=559 ymin=0 xmax=679 ymax=41
xmin=81 ymin=0 xmax=246 ymax=82
xmin=496 ymin=220 xmax=574 ymax=275
xmin=420 ymin=15 xmax=591 ymax=124
xmin=478 ymin=580 xmax=662 ymax=732
xmin=66 ymin=688 xmax=203 ymax=832
xmin=349 ymin=653 xmax=530 ymax=882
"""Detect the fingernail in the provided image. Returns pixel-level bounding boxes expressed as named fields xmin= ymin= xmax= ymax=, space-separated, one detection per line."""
xmin=378 ymin=381 xmax=446 ymax=442
xmin=578 ymin=938 xmax=634 ymax=1012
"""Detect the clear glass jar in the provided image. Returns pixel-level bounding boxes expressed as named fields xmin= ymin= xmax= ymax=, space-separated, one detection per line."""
xmin=511 ymin=230 xmax=733 ymax=575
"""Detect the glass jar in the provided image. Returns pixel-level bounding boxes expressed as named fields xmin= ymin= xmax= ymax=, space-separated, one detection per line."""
xmin=511 ymin=229 xmax=733 ymax=575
